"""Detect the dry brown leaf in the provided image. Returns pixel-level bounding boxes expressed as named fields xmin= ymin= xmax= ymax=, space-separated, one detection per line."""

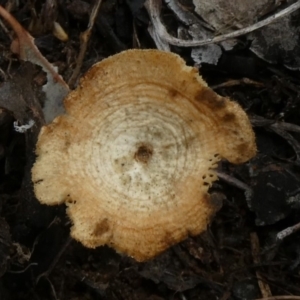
xmin=0 ymin=5 xmax=69 ymax=123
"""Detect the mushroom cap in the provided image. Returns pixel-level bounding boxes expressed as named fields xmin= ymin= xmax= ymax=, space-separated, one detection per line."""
xmin=32 ymin=49 xmax=256 ymax=261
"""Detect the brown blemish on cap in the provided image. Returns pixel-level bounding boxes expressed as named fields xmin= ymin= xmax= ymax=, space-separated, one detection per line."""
xmin=195 ymin=87 xmax=226 ymax=110
xmin=134 ymin=143 xmax=154 ymax=164
xmin=168 ymin=88 xmax=179 ymax=98
xmin=93 ymin=219 xmax=110 ymax=237
xmin=223 ymin=112 xmax=236 ymax=122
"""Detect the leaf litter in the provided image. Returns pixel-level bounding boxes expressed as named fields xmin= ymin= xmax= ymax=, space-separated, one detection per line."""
xmin=0 ymin=1 xmax=300 ymax=299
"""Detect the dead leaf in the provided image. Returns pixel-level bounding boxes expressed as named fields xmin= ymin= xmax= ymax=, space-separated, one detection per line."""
xmin=0 ymin=5 xmax=69 ymax=123
xmin=0 ymin=63 xmax=44 ymax=124
xmin=250 ymin=10 xmax=300 ymax=70
xmin=192 ymin=0 xmax=275 ymax=33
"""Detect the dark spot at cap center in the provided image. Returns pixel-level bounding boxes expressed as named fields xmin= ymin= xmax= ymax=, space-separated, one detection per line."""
xmin=134 ymin=144 xmax=153 ymax=164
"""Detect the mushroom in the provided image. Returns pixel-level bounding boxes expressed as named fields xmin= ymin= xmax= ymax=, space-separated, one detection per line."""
xmin=32 ymin=49 xmax=256 ymax=261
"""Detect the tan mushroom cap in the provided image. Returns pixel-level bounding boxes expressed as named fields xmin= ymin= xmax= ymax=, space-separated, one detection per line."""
xmin=32 ymin=49 xmax=256 ymax=261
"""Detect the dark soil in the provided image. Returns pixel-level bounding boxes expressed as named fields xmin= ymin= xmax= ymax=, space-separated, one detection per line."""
xmin=0 ymin=1 xmax=300 ymax=300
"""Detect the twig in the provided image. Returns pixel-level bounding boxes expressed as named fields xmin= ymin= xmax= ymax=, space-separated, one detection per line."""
xmin=250 ymin=232 xmax=272 ymax=298
xmin=217 ymin=171 xmax=253 ymax=210
xmin=68 ymin=0 xmax=103 ymax=88
xmin=269 ymin=123 xmax=300 ymax=165
xmin=148 ymin=22 xmax=170 ymax=51
xmin=277 ymin=222 xmax=300 ymax=241
xmin=250 ymin=115 xmax=276 ymax=127
xmin=250 ymin=115 xmax=300 ymax=165
xmin=0 ymin=67 xmax=7 ymax=80
xmin=143 ymin=0 xmax=170 ymax=51
xmin=36 ymin=236 xmax=72 ymax=283
xmin=216 ymin=171 xmax=252 ymax=193
xmin=145 ymin=0 xmax=300 ymax=47
xmin=132 ymin=21 xmax=141 ymax=48
xmin=211 ymin=78 xmax=264 ymax=89
xmin=0 ymin=16 xmax=10 ymax=36
xmin=45 ymin=277 xmax=59 ymax=300
xmin=250 ymin=115 xmax=300 ymax=133
xmin=8 ymin=262 xmax=38 ymax=274
xmin=179 ymin=293 xmax=188 ymax=300
xmin=276 ymin=122 xmax=300 ymax=134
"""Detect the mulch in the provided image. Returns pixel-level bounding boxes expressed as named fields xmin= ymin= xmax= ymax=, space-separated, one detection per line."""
xmin=0 ymin=1 xmax=300 ymax=299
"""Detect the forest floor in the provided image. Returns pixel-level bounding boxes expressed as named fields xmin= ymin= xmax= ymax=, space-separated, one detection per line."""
xmin=0 ymin=1 xmax=300 ymax=300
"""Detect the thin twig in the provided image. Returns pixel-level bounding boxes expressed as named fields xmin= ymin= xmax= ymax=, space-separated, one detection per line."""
xmin=277 ymin=222 xmax=300 ymax=241
xmin=250 ymin=115 xmax=276 ymax=127
xmin=45 ymin=277 xmax=59 ymax=300
xmin=211 ymin=78 xmax=264 ymax=89
xmin=8 ymin=263 xmax=38 ymax=274
xmin=132 ymin=21 xmax=141 ymax=48
xmin=250 ymin=232 xmax=272 ymax=298
xmin=250 ymin=115 xmax=300 ymax=133
xmin=217 ymin=171 xmax=253 ymax=209
xmin=68 ymin=0 xmax=103 ymax=88
xmin=148 ymin=22 xmax=170 ymax=51
xmin=0 ymin=67 xmax=7 ymax=80
xmin=216 ymin=171 xmax=253 ymax=196
xmin=145 ymin=0 xmax=300 ymax=47
xmin=36 ymin=236 xmax=72 ymax=283
xmin=250 ymin=115 xmax=300 ymax=165
xmin=269 ymin=123 xmax=300 ymax=164
xmin=0 ymin=16 xmax=10 ymax=36
xmin=277 ymin=122 xmax=300 ymax=133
